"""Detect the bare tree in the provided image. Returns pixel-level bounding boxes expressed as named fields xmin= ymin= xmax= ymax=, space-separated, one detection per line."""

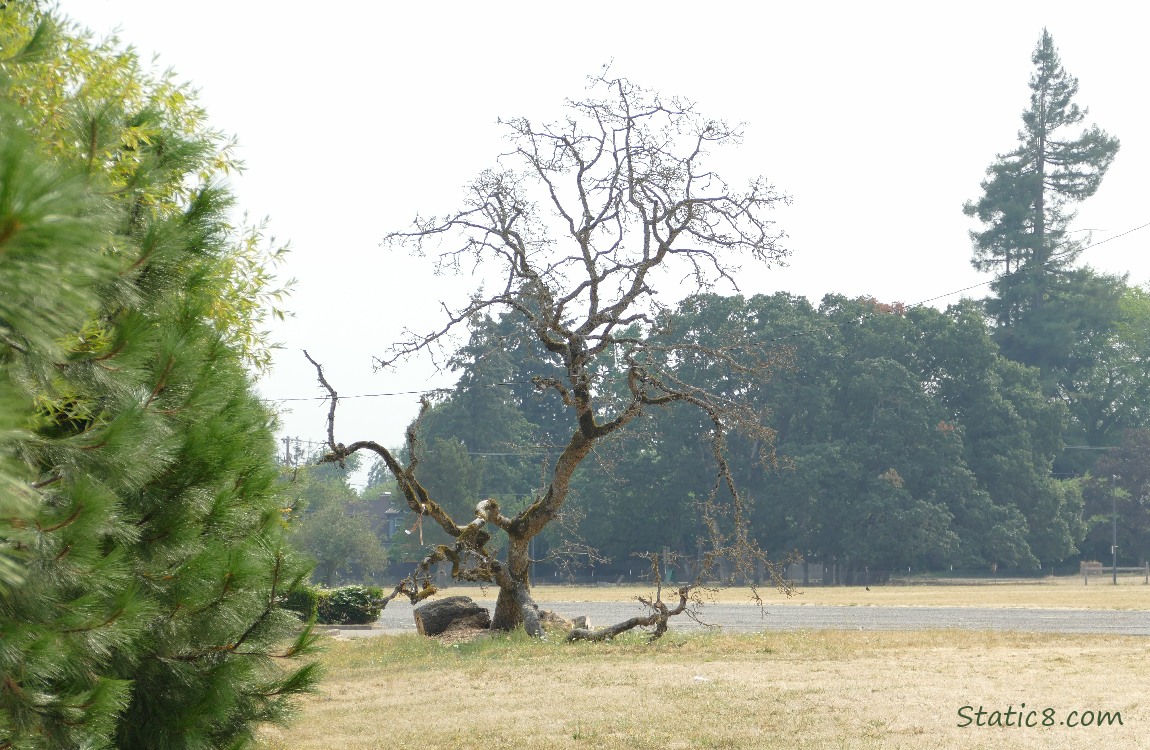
xmin=310 ymin=72 xmax=793 ymax=638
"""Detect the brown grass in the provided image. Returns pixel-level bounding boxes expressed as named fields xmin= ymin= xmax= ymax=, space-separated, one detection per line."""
xmin=501 ymin=575 xmax=1150 ymax=610
xmin=257 ymin=627 xmax=1150 ymax=750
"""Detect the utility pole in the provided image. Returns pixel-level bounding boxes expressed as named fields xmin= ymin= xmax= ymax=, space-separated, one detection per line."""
xmin=1112 ymin=475 xmax=1119 ymax=586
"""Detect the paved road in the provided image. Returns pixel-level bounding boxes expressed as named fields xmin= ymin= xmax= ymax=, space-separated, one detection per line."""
xmin=359 ymin=600 xmax=1150 ymax=637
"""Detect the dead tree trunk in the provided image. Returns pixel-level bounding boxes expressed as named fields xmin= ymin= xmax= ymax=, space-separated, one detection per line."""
xmin=491 ymin=557 xmax=543 ymax=637
xmin=566 ymin=585 xmax=690 ymax=643
xmin=307 ymin=73 xmax=794 ymax=641
xmin=491 ymin=536 xmax=531 ymax=630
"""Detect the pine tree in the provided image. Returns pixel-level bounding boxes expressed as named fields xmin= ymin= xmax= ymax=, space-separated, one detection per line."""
xmin=0 ymin=9 xmax=318 ymax=749
xmin=964 ymin=29 xmax=1120 ymax=377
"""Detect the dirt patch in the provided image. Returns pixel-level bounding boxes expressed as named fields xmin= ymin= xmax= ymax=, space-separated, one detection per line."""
xmin=427 ymin=609 xmax=585 ymax=645
xmin=432 ymin=621 xmax=492 ymax=645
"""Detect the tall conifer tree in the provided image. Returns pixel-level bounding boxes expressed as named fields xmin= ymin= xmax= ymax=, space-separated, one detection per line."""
xmin=0 ymin=8 xmax=318 ymax=749
xmin=964 ymin=29 xmax=1120 ymax=378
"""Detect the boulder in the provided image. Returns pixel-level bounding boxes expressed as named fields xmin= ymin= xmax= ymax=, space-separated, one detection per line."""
xmin=413 ymin=596 xmax=491 ymax=636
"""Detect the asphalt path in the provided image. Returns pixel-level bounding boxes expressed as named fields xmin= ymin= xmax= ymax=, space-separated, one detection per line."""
xmin=355 ymin=600 xmax=1150 ymax=637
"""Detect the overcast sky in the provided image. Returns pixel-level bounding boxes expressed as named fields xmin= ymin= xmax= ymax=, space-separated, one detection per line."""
xmin=66 ymin=1 xmax=1150 ymax=472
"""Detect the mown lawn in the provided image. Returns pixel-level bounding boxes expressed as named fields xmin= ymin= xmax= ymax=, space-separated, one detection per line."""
xmin=518 ymin=576 xmax=1150 ymax=610
xmin=257 ymin=626 xmax=1150 ymax=750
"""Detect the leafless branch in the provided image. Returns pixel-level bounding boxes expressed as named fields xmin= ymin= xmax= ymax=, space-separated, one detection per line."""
xmin=566 ymin=553 xmax=692 ymax=642
xmin=315 ymin=72 xmax=793 ymax=636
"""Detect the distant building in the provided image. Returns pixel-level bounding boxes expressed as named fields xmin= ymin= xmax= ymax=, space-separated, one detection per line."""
xmin=358 ymin=491 xmax=407 ymax=541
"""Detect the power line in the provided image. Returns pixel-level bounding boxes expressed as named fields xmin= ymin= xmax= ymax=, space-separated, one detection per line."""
xmin=757 ymin=219 xmax=1150 ymax=344
xmin=1082 ymin=221 xmax=1150 ymax=249
xmin=262 ymin=380 xmax=535 ymax=403
xmin=903 ymin=220 xmax=1150 ymax=309
xmin=268 ymin=388 xmax=444 ymax=403
xmin=280 ymin=435 xmax=555 ymax=456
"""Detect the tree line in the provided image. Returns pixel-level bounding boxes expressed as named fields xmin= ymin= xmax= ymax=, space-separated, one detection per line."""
xmin=390 ymin=29 xmax=1147 ymax=579
xmin=404 ymin=287 xmax=1144 ymax=577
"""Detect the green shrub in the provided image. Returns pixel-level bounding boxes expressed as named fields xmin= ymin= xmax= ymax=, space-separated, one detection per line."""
xmin=283 ymin=583 xmax=320 ymax=623
xmin=315 ymin=585 xmax=385 ymax=625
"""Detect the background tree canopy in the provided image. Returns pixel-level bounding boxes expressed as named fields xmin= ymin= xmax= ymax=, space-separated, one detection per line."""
xmin=284 ymin=455 xmax=389 ymax=587
xmin=418 ymin=293 xmax=1087 ymax=576
xmin=372 ymin=33 xmax=1140 ymax=583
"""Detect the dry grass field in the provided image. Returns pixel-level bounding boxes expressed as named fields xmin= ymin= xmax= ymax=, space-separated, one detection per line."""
xmin=468 ymin=575 xmax=1150 ymax=609
xmin=257 ymin=629 xmax=1149 ymax=750
xmin=255 ymin=580 xmax=1150 ymax=749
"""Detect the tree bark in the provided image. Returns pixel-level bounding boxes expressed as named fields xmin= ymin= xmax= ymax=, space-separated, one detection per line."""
xmin=491 ymin=588 xmax=521 ymax=631
xmin=308 ymin=74 xmax=792 ymax=641
xmin=489 ymin=555 xmax=543 ymax=636
xmin=491 ymin=536 xmax=532 ymax=631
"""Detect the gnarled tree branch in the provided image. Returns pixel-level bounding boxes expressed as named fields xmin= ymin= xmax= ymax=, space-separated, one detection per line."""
xmin=309 ymin=72 xmax=794 ymax=637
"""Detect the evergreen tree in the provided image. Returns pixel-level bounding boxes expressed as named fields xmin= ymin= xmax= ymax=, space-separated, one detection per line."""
xmin=418 ymin=315 xmax=540 ymax=504
xmin=0 ymin=3 xmax=292 ymax=373
xmin=1 ymin=9 xmax=317 ymax=749
xmin=964 ymin=29 xmax=1120 ymax=380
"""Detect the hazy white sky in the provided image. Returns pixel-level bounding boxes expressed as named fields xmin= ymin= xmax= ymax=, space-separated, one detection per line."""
xmin=66 ymin=1 xmax=1150 ymax=464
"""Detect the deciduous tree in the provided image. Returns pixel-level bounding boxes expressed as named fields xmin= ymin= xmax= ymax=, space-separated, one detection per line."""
xmin=310 ymin=72 xmax=793 ymax=638
xmin=286 ymin=458 xmax=388 ymax=587
xmin=1081 ymin=431 xmax=1150 ymax=565
xmin=1060 ymin=283 xmax=1150 ymax=472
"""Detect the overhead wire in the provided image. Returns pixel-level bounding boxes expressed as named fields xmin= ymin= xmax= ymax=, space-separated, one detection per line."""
xmin=264 ymin=219 xmax=1150 ymax=454
xmin=264 ymin=381 xmax=533 ymax=403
